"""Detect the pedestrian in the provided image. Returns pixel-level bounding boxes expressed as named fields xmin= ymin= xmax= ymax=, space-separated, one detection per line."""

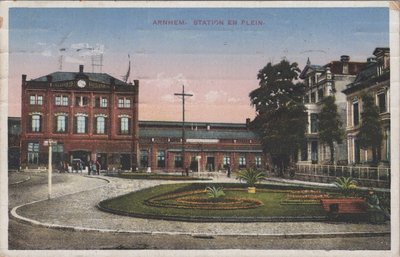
xmin=227 ymin=164 xmax=231 ymax=178
xmin=78 ymin=160 xmax=83 ymax=173
xmin=95 ymin=160 xmax=101 ymax=175
xmin=91 ymin=161 xmax=97 ymax=175
xmin=88 ymin=161 xmax=93 ymax=175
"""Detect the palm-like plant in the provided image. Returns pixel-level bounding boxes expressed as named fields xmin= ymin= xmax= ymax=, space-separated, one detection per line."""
xmin=333 ymin=177 xmax=358 ymax=197
xmin=236 ymin=168 xmax=266 ymax=188
xmin=206 ymin=186 xmax=225 ymax=199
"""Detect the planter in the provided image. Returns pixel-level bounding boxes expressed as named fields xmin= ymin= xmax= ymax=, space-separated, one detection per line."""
xmin=248 ymin=187 xmax=256 ymax=193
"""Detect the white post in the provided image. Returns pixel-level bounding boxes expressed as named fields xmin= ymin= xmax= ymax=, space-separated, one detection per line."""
xmin=197 ymin=156 xmax=201 ymax=176
xmin=48 ymin=140 xmax=52 ymax=200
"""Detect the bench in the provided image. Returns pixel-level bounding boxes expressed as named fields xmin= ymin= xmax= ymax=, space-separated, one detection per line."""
xmin=321 ymin=198 xmax=368 ymax=220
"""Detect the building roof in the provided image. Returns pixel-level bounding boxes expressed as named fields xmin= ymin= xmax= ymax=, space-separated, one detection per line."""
xmin=139 ymin=120 xmax=259 ymax=140
xmin=31 ymin=71 xmax=128 ymax=86
xmin=324 ymin=61 xmax=366 ymax=75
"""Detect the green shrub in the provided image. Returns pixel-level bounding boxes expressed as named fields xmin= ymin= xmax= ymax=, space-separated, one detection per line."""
xmin=333 ymin=177 xmax=358 ymax=197
xmin=236 ymin=168 xmax=266 ymax=187
xmin=206 ymin=186 xmax=225 ymax=199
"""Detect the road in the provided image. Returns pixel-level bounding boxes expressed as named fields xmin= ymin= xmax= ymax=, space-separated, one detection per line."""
xmin=8 ymin=172 xmax=390 ymax=251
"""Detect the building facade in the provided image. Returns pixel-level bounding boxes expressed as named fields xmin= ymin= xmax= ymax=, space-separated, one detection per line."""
xmin=20 ymin=65 xmax=139 ymax=170
xmin=298 ymin=56 xmax=366 ymax=164
xmin=8 ymin=117 xmax=21 ymax=170
xmin=138 ymin=120 xmax=265 ymax=172
xmin=342 ymin=48 xmax=390 ymax=165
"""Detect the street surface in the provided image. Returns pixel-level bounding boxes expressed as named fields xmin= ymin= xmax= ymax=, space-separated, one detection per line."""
xmin=8 ymin=172 xmax=390 ymax=250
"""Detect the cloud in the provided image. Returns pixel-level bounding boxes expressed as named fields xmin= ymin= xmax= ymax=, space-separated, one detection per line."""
xmin=161 ymin=94 xmax=176 ymax=103
xmin=204 ymin=90 xmax=228 ymax=103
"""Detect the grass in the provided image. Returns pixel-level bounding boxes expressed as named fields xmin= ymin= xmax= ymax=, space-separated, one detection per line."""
xmin=99 ymin=183 xmax=334 ymax=220
xmin=109 ymin=172 xmax=212 ymax=181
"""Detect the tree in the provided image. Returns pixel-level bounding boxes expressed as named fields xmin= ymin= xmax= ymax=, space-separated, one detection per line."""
xmin=358 ymin=92 xmax=382 ymax=164
xmin=318 ymin=96 xmax=344 ymax=164
xmin=249 ymin=60 xmax=307 ymax=176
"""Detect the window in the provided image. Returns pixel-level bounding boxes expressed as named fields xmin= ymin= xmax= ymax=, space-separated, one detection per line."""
xmin=353 ymin=100 xmax=359 ymax=126
xmin=55 ymin=95 xmax=68 ymax=106
xmin=140 ymin=150 xmax=148 ymax=168
xmin=303 ymin=95 xmax=310 ymax=104
xmin=94 ymin=116 xmax=106 ymax=134
xmin=29 ymin=95 xmax=43 ymax=105
xmin=174 ymin=154 xmax=183 ymax=168
xmin=75 ymin=96 xmax=89 ymax=107
xmin=27 ymin=142 xmax=39 ymax=164
xmin=311 ymin=92 xmax=316 ymax=103
xmin=55 ymin=115 xmax=67 ymax=133
xmin=377 ymin=91 xmax=387 ymax=113
xmin=239 ymin=156 xmax=246 ymax=168
xmin=255 ymin=156 xmax=262 ymax=168
xmin=318 ymin=88 xmax=324 ymax=101
xmin=310 ymin=113 xmax=318 ymax=133
xmin=74 ymin=115 xmax=88 ymax=134
xmin=119 ymin=117 xmax=131 ymax=134
xmin=157 ymin=150 xmax=165 ymax=168
xmin=223 ymin=156 xmax=231 ymax=168
xmin=301 ymin=142 xmax=308 ymax=161
xmin=30 ymin=114 xmax=42 ymax=132
xmin=118 ymin=97 xmax=131 ymax=108
xmin=95 ymin=97 xmax=108 ymax=108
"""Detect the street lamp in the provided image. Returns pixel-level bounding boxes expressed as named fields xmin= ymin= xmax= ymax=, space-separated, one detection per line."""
xmin=44 ymin=139 xmax=57 ymax=199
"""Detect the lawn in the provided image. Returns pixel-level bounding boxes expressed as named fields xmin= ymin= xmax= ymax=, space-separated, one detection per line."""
xmin=99 ymin=183 xmax=337 ymax=222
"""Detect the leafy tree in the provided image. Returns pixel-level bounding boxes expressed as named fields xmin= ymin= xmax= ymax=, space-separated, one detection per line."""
xmin=249 ymin=60 xmax=307 ymax=176
xmin=318 ymin=96 xmax=344 ymax=163
xmin=358 ymin=93 xmax=382 ymax=164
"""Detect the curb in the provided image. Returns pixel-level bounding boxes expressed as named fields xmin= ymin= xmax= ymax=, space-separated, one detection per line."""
xmin=9 ymin=175 xmax=31 ymax=186
xmin=10 ymin=175 xmax=391 ymax=239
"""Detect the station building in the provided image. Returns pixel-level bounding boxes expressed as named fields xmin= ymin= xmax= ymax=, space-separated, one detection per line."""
xmin=20 ymin=65 xmax=139 ymax=170
xmin=138 ymin=120 xmax=265 ymax=172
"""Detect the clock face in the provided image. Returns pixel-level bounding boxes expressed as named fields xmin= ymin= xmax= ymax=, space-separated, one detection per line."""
xmin=77 ymin=80 xmax=86 ymax=88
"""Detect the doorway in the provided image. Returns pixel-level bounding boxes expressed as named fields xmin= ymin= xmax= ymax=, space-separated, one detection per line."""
xmin=120 ymin=154 xmax=131 ymax=170
xmin=206 ymin=156 xmax=215 ymax=171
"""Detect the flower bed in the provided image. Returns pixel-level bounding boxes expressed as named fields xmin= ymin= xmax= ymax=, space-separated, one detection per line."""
xmin=145 ymin=189 xmax=263 ymax=210
xmin=281 ymin=189 xmax=331 ymax=205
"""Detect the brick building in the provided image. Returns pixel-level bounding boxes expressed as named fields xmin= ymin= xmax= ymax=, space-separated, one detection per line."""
xmin=20 ymin=65 xmax=139 ymax=170
xmin=138 ymin=120 xmax=265 ymax=172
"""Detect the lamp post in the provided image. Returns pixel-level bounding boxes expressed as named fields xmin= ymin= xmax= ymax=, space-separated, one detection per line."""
xmin=174 ymin=85 xmax=193 ymax=175
xmin=44 ymin=139 xmax=56 ymax=199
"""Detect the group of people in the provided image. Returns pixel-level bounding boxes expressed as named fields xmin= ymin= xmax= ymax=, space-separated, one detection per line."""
xmin=58 ymin=159 xmax=101 ymax=175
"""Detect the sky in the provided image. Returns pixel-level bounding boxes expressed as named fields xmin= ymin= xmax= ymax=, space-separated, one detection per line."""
xmin=8 ymin=7 xmax=389 ymax=122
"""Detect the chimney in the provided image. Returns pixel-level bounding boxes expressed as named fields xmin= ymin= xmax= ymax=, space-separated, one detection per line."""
xmin=46 ymin=75 xmax=53 ymax=82
xmin=367 ymin=57 xmax=377 ymax=64
xmin=134 ymin=79 xmax=139 ymax=87
xmin=340 ymin=55 xmax=350 ymax=74
xmin=79 ymin=65 xmax=84 ymax=73
xmin=22 ymin=74 xmax=27 ymax=83
xmin=246 ymin=118 xmax=251 ymax=129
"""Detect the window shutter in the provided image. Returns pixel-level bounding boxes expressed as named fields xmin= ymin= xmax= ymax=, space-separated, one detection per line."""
xmin=94 ymin=117 xmax=97 ymax=134
xmin=39 ymin=115 xmax=42 ymax=132
xmin=128 ymin=118 xmax=131 ymax=135
xmin=85 ymin=117 xmax=88 ymax=133
xmin=74 ymin=117 xmax=77 ymax=133
xmin=104 ymin=118 xmax=107 ymax=133
xmin=118 ymin=118 xmax=122 ymax=134
xmin=28 ymin=116 xmax=32 ymax=132
xmin=54 ymin=116 xmax=57 ymax=133
xmin=65 ymin=116 xmax=68 ymax=133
